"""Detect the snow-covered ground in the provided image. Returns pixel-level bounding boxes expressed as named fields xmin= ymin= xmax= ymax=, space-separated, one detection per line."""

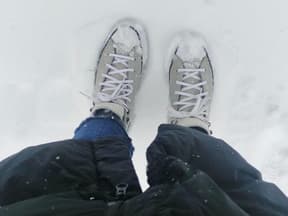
xmin=0 ymin=0 xmax=288 ymax=194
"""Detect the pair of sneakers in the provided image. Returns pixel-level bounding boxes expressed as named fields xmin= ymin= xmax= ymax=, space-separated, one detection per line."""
xmin=91 ymin=18 xmax=214 ymax=134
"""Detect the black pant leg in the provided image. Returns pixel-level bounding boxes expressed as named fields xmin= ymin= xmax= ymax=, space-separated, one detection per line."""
xmin=147 ymin=124 xmax=288 ymax=216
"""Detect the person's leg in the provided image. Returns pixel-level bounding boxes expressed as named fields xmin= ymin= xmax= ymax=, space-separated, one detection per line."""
xmin=73 ymin=17 xmax=149 ymax=200
xmin=146 ymin=32 xmax=288 ymax=215
xmin=147 ymin=31 xmax=215 ymax=185
xmin=73 ymin=18 xmax=148 ymax=156
xmin=74 ymin=110 xmax=127 ymax=140
xmin=73 ymin=109 xmax=134 ymax=155
xmin=147 ymin=124 xmax=288 ymax=215
xmin=73 ymin=17 xmax=149 ymax=197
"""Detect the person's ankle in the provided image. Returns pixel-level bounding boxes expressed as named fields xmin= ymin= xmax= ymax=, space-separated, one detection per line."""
xmin=189 ymin=126 xmax=210 ymax=135
xmin=92 ymin=109 xmax=127 ymax=130
xmin=169 ymin=117 xmax=211 ymax=135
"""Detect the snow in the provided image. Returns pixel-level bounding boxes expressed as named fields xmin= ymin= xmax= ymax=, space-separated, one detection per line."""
xmin=111 ymin=19 xmax=146 ymax=57
xmin=0 ymin=0 xmax=288 ymax=195
xmin=171 ymin=31 xmax=207 ymax=67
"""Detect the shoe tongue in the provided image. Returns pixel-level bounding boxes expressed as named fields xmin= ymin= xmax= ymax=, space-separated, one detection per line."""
xmin=102 ymin=46 xmax=130 ymax=101
xmin=177 ymin=60 xmax=202 ymax=112
xmin=183 ymin=58 xmax=201 ymax=68
xmin=114 ymin=42 xmax=132 ymax=55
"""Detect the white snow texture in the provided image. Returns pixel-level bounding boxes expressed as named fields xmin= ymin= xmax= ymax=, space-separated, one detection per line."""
xmin=0 ymin=0 xmax=288 ymax=194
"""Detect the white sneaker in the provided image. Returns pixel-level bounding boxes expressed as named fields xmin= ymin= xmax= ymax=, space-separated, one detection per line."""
xmin=91 ymin=18 xmax=148 ymax=129
xmin=167 ymin=32 xmax=214 ymax=134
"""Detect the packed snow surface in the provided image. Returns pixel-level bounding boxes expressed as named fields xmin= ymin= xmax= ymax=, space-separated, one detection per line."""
xmin=0 ymin=0 xmax=288 ymax=194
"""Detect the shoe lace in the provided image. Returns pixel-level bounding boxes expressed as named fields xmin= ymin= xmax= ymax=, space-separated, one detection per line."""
xmin=96 ymin=53 xmax=135 ymax=111
xmin=169 ymin=67 xmax=210 ymax=122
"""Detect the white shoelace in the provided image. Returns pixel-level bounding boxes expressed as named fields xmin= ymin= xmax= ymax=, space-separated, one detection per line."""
xmin=169 ymin=67 xmax=210 ymax=121
xmin=96 ymin=53 xmax=135 ymax=111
